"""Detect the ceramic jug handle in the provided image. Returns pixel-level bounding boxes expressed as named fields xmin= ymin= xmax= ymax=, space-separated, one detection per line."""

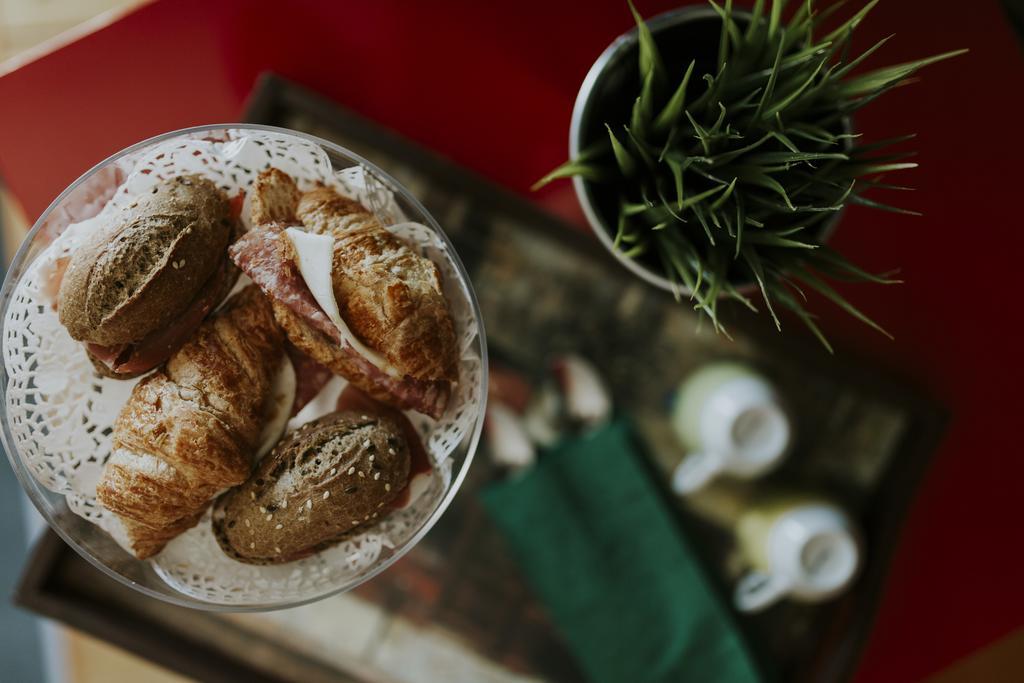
xmin=734 ymin=571 xmax=789 ymax=613
xmin=671 ymin=451 xmax=725 ymax=495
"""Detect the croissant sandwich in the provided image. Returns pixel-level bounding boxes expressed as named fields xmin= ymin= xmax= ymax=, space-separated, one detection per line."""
xmin=96 ymin=285 xmax=284 ymax=559
xmin=57 ymin=175 xmax=239 ymax=378
xmin=229 ymin=168 xmax=458 ymax=419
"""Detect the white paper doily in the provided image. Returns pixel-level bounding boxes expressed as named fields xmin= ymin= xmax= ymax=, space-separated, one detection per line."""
xmin=3 ymin=129 xmax=482 ymax=605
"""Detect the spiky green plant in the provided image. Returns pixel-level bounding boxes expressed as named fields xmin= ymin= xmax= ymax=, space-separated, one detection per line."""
xmin=537 ymin=0 xmax=965 ymax=351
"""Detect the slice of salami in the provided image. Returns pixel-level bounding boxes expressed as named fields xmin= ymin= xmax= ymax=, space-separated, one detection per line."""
xmin=229 ymin=224 xmax=339 ymax=342
xmin=357 ymin=362 xmax=449 ymax=419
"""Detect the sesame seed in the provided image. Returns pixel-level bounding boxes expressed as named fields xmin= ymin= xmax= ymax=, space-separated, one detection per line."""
xmin=323 ymin=491 xmax=330 ymax=500
xmin=266 ymin=514 xmax=273 ymax=521
xmin=361 ymin=415 xmax=369 ymax=420
xmin=372 ymin=512 xmax=378 ymax=518
xmin=351 ymin=520 xmax=358 ymax=525
xmin=362 ymin=439 xmax=371 ymax=448
xmin=281 ymin=499 xmax=287 ymax=508
xmin=388 ymin=448 xmax=395 ymax=455
xmin=373 ymin=472 xmax=380 ymax=480
xmin=244 ymin=519 xmax=251 ymax=527
xmin=358 ymin=471 xmax=365 ymax=478
xmin=259 ymin=506 xmax=267 ymax=514
xmin=385 ymin=483 xmax=391 ymax=492
xmin=364 ymin=514 xmax=369 ymax=520
xmin=306 ymin=499 xmax=312 ymax=509
xmin=369 ymin=455 xmax=375 ymax=462
xmin=250 ymin=542 xmax=255 ymax=549
xmin=250 ymin=492 xmax=255 ymax=500
xmin=275 ymin=524 xmax=283 ymax=530
xmin=347 ymin=467 xmax=355 ymax=475
xmin=330 ymin=468 xmax=337 ymax=476
xmin=275 ymin=546 xmax=282 ymax=553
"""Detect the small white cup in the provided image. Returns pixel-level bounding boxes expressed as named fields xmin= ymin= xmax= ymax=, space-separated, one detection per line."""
xmin=670 ymin=363 xmax=791 ymax=495
xmin=734 ymin=502 xmax=861 ymax=613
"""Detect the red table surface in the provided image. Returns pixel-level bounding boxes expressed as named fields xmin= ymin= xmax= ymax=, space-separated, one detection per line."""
xmin=0 ymin=0 xmax=1021 ymax=680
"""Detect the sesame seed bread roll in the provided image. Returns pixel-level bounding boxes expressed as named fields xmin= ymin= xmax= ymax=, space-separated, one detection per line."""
xmin=57 ymin=174 xmax=238 ymax=377
xmin=212 ymin=410 xmax=410 ymax=565
xmin=59 ymin=174 xmax=232 ymax=347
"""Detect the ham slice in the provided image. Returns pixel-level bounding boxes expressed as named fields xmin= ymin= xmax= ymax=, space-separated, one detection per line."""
xmin=230 ymin=225 xmax=450 ymax=419
xmin=286 ymin=343 xmax=333 ymax=415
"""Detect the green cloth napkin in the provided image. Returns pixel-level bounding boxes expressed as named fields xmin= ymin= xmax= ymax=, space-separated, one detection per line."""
xmin=481 ymin=420 xmax=762 ymax=683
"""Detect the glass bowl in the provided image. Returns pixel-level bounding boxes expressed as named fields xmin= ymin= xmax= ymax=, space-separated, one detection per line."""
xmin=0 ymin=124 xmax=487 ymax=611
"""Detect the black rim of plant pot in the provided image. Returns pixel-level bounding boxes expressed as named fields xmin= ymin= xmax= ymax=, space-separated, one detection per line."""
xmin=569 ymin=5 xmax=848 ymax=296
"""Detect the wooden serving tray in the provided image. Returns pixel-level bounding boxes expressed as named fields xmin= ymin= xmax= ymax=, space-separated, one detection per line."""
xmin=14 ymin=73 xmax=946 ymax=683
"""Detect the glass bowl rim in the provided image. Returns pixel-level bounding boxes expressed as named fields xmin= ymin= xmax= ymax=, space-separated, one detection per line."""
xmin=0 ymin=123 xmax=488 ymax=612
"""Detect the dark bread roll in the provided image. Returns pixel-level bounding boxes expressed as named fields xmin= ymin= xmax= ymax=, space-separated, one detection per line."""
xmin=83 ymin=253 xmax=240 ymax=378
xmin=212 ymin=410 xmax=410 ymax=565
xmin=58 ymin=175 xmax=233 ymax=347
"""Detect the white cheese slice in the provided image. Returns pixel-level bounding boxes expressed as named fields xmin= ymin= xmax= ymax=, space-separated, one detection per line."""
xmin=395 ymin=471 xmax=434 ymax=510
xmin=286 ymin=375 xmax=347 ymax=432
xmin=284 ymin=227 xmax=398 ymax=376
